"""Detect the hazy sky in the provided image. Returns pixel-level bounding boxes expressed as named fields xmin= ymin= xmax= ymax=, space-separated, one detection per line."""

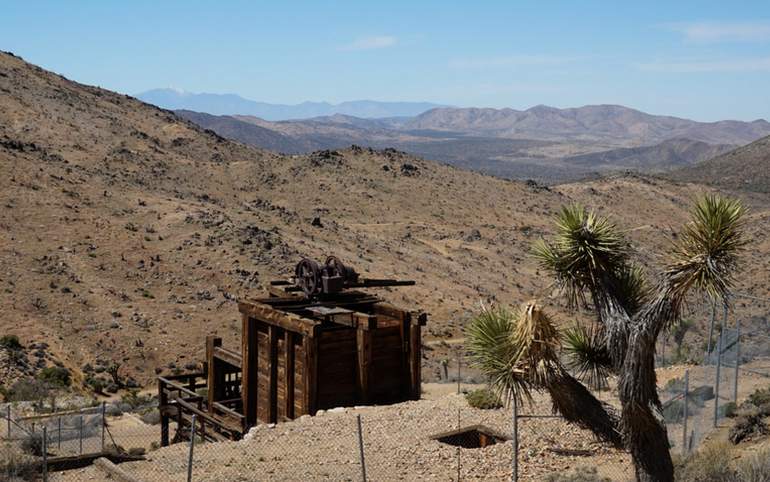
xmin=3 ymin=0 xmax=770 ymax=121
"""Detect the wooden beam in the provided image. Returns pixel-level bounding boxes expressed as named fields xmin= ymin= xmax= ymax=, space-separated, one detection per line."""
xmin=160 ymin=372 xmax=206 ymax=381
xmin=409 ymin=321 xmax=422 ymax=400
xmin=241 ymin=313 xmax=259 ymax=428
xmin=268 ymin=325 xmax=279 ymax=423
xmin=356 ymin=325 xmax=372 ymax=403
xmin=158 ymin=378 xmax=169 ymax=447
xmin=400 ymin=312 xmax=411 ymax=399
xmin=302 ymin=331 xmax=318 ymax=415
xmin=157 ymin=377 xmax=200 ymax=399
xmin=373 ymin=302 xmax=407 ymax=322
xmin=213 ymin=346 xmax=241 ymax=368
xmin=353 ymin=312 xmax=377 ymax=330
xmin=206 ymin=336 xmax=222 ymax=413
xmin=239 ymin=301 xmax=321 ymax=337
xmin=284 ymin=330 xmax=295 ymax=418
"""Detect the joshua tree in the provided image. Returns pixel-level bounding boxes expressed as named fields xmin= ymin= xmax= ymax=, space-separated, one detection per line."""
xmin=468 ymin=195 xmax=746 ymax=482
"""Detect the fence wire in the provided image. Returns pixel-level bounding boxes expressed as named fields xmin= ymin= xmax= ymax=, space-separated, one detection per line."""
xmin=2 ymin=315 xmax=770 ymax=481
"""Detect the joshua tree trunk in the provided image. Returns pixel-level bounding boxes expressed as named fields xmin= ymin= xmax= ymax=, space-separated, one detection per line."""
xmin=617 ymin=290 xmax=681 ymax=482
xmin=545 ymin=370 xmax=624 ymax=448
xmin=620 ymin=327 xmax=674 ymax=481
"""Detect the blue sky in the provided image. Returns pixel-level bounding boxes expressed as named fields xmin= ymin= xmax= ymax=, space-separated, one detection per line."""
xmin=3 ymin=0 xmax=770 ymax=121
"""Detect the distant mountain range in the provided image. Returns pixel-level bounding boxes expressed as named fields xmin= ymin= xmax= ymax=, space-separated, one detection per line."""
xmin=176 ymin=104 xmax=770 ymax=182
xmin=406 ymin=105 xmax=770 ymax=145
xmin=136 ymin=89 xmax=444 ymax=120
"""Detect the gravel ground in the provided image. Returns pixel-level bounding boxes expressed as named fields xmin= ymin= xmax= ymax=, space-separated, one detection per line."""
xmin=53 ymin=389 xmax=633 ymax=481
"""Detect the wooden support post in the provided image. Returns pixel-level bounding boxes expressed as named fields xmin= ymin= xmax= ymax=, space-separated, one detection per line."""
xmin=241 ymin=314 xmax=259 ymax=429
xmin=284 ymin=331 xmax=295 ymax=418
xmin=159 ymin=379 xmax=169 ymax=446
xmin=176 ymin=400 xmax=183 ymax=442
xmin=400 ymin=313 xmax=411 ymax=399
xmin=409 ymin=321 xmax=422 ymax=400
xmin=303 ymin=331 xmax=318 ymax=415
xmin=206 ymin=336 xmax=223 ymax=413
xmin=268 ymin=325 xmax=279 ymax=423
xmin=357 ymin=325 xmax=373 ymax=403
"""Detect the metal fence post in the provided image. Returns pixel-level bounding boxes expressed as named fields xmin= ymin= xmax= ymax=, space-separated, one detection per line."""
xmin=457 ymin=350 xmax=461 ymax=395
xmin=706 ymin=302 xmax=716 ymax=356
xmin=79 ymin=415 xmax=83 ymax=455
xmin=6 ymin=405 xmax=10 ymax=438
xmin=187 ymin=414 xmax=197 ymax=482
xmin=101 ymin=401 xmax=106 ymax=451
xmin=511 ymin=398 xmax=518 ymax=482
xmin=42 ymin=425 xmax=48 ymax=482
xmin=57 ymin=416 xmax=61 ymax=451
xmin=682 ymin=370 xmax=689 ymax=455
xmin=733 ymin=320 xmax=740 ymax=403
xmin=356 ymin=414 xmax=367 ymax=482
xmin=713 ymin=330 xmax=723 ymax=428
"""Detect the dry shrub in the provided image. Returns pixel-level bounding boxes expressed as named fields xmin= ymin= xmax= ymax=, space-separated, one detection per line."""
xmin=465 ymin=388 xmax=503 ymax=409
xmin=675 ymin=441 xmax=739 ymax=482
xmin=735 ymin=446 xmax=770 ymax=482
xmin=0 ymin=441 xmax=38 ymax=479
xmin=545 ymin=466 xmax=611 ymax=482
xmin=730 ymin=405 xmax=769 ymax=445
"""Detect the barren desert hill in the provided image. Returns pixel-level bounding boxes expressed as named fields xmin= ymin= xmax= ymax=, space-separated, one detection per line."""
xmin=1 ymin=50 xmax=770 ymax=392
xmin=670 ymin=134 xmax=770 ymax=193
xmin=407 ymin=105 xmax=770 ymax=145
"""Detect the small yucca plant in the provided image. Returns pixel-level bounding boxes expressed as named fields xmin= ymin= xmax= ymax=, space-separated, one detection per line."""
xmin=563 ymin=323 xmax=613 ymax=391
xmin=467 ymin=302 xmax=561 ymax=407
xmin=667 ymin=194 xmax=747 ymax=304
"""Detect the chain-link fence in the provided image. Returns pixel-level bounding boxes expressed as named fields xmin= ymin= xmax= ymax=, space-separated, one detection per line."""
xmin=3 ymin=311 xmax=770 ymax=481
xmin=659 ymin=320 xmax=770 ymax=457
xmin=33 ymin=394 xmax=630 ymax=482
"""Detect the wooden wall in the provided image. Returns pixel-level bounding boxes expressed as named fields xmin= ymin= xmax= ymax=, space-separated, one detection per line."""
xmin=237 ymin=299 xmax=424 ymax=426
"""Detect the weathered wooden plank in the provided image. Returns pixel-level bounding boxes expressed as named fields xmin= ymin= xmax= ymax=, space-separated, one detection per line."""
xmin=268 ymin=325 xmax=279 ymax=423
xmin=239 ymin=301 xmax=321 ymax=337
xmin=354 ymin=312 xmax=377 ymax=330
xmin=213 ymin=346 xmax=241 ymax=369
xmin=373 ymin=302 xmax=407 ymax=322
xmin=410 ymin=322 xmax=422 ymax=399
xmin=206 ymin=336 xmax=222 ymax=413
xmin=158 ymin=378 xmax=169 ymax=446
xmin=400 ymin=313 xmax=411 ymax=399
xmin=303 ymin=333 xmax=318 ymax=415
xmin=357 ymin=326 xmax=372 ymax=403
xmin=284 ymin=330 xmax=295 ymax=419
xmin=242 ymin=314 xmax=259 ymax=428
xmin=277 ymin=335 xmax=286 ymax=420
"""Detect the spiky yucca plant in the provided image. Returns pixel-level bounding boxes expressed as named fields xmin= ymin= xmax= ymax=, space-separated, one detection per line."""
xmin=563 ymin=323 xmax=613 ymax=391
xmin=469 ymin=194 xmax=747 ymax=482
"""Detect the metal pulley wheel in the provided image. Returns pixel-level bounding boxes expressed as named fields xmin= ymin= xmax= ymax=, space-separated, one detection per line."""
xmin=295 ymin=258 xmax=321 ymax=296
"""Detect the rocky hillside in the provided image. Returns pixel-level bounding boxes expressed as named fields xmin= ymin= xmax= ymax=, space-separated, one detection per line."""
xmin=175 ymin=110 xmax=302 ymax=153
xmin=670 ymin=135 xmax=770 ymax=193
xmin=2 ymin=50 xmax=770 ymax=392
xmin=561 ymin=138 xmax=735 ymax=171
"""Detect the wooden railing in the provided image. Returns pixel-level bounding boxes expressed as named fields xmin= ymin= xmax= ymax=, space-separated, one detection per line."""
xmin=158 ymin=373 xmax=246 ymax=445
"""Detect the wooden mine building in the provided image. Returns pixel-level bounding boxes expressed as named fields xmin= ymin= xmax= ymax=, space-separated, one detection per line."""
xmin=158 ymin=257 xmax=427 ymax=444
